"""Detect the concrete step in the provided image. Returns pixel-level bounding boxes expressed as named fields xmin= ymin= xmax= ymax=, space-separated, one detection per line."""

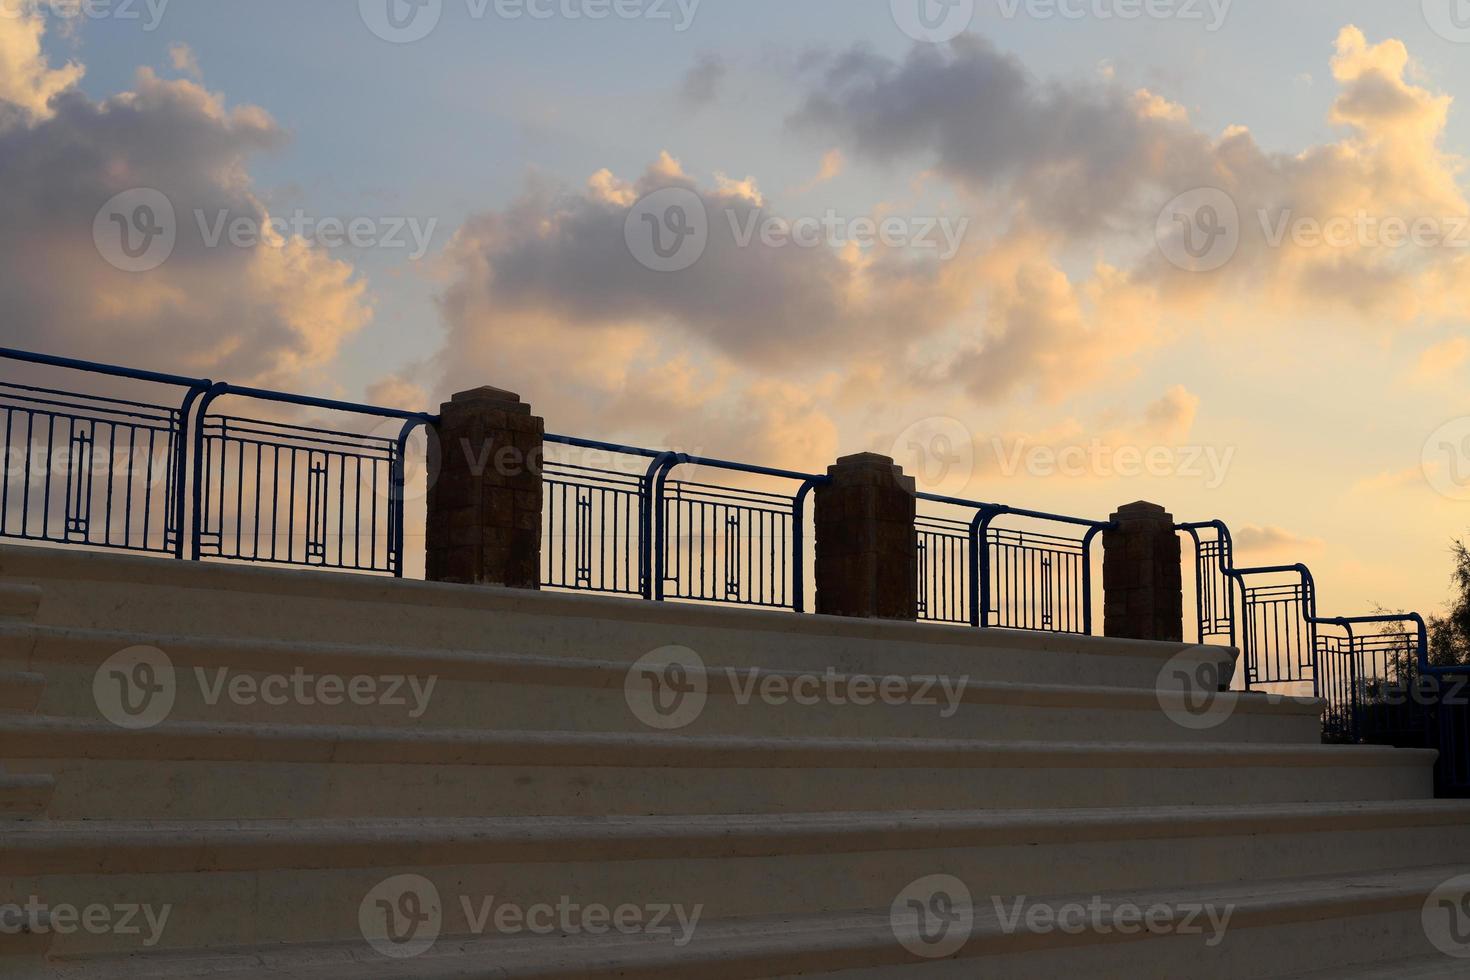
xmin=0 ymin=670 xmax=46 ymax=714
xmin=0 ymin=582 xmax=41 ymax=621
xmin=0 ymin=771 xmax=55 ymax=819
xmin=0 ymin=718 xmax=1434 ymax=819
xmin=0 ymin=544 xmax=1237 ymax=692
xmin=0 ymin=624 xmax=1313 ymax=744
xmin=6 ymin=802 xmax=1470 ymax=956
xmin=1276 ymin=954 xmax=1470 ymax=978
xmin=22 ymin=865 xmax=1470 ymax=977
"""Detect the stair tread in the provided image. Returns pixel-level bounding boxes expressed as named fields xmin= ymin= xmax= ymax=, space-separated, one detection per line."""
xmin=7 ymin=801 xmax=1469 ymax=872
xmin=0 ymin=543 xmax=1224 ymax=662
xmin=0 ymin=715 xmax=1429 ymax=767
xmin=0 ymin=669 xmax=45 ymax=714
xmin=1278 ymin=953 xmax=1470 ymax=978
xmin=37 ymin=865 xmax=1470 ymax=979
xmin=0 ymin=621 xmax=1291 ymax=714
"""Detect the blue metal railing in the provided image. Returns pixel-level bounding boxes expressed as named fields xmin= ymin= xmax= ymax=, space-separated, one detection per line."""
xmin=0 ymin=348 xmax=1119 ymax=634
xmin=0 ymin=349 xmax=210 ymax=559
xmin=1178 ymin=520 xmax=1468 ymax=793
xmin=0 ymin=349 xmax=433 ymax=578
xmin=190 ymin=384 xmax=432 ymax=577
xmin=1180 ymin=521 xmax=1429 ymax=695
xmin=541 ymin=437 xmax=822 ymax=612
xmin=540 ymin=439 xmax=1114 ymax=630
xmin=916 ymin=494 xmax=1108 ymax=635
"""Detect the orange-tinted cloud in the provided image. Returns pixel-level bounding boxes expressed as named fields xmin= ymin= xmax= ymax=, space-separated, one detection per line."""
xmin=0 ymin=17 xmax=372 ymax=386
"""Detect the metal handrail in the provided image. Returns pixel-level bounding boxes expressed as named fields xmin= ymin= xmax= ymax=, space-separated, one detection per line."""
xmin=1179 ymin=519 xmax=1429 ymax=694
xmin=190 ymin=383 xmax=435 ymax=577
xmin=916 ymin=492 xmax=1112 ymax=633
xmin=1 ymin=347 xmax=212 ymax=559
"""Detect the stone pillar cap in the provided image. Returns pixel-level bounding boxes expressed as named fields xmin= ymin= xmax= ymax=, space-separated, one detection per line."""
xmin=451 ymin=386 xmax=523 ymax=405
xmin=833 ymin=452 xmax=897 ymax=467
xmin=1110 ymin=500 xmax=1174 ymax=522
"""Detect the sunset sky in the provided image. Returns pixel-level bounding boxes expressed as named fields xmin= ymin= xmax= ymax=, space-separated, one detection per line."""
xmin=5 ymin=1 xmax=1470 ymax=618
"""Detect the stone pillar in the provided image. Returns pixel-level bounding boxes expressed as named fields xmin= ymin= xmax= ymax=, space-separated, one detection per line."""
xmin=425 ymin=386 xmax=543 ymax=588
xmin=814 ymin=453 xmax=918 ymax=620
xmin=1103 ymin=500 xmax=1183 ymax=642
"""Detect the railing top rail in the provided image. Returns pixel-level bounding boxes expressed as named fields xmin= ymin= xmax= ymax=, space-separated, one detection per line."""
xmin=660 ymin=452 xmax=823 ymax=485
xmin=1179 ymin=517 xmax=1439 ymax=677
xmin=1319 ymin=612 xmax=1428 ymax=629
xmin=545 ymin=434 xmax=825 ymax=486
xmin=915 ymin=492 xmax=1112 ymax=531
xmin=544 ymin=434 xmax=665 ymax=459
xmin=201 ymin=382 xmax=435 ymax=425
xmin=0 ymin=347 xmax=211 ymax=391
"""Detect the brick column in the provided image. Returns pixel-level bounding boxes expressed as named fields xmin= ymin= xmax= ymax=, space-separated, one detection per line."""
xmin=1103 ymin=500 xmax=1183 ymax=642
xmin=425 ymin=386 xmax=543 ymax=588
xmin=814 ymin=453 xmax=918 ymax=620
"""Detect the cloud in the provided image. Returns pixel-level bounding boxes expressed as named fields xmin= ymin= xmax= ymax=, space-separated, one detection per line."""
xmin=1140 ymin=385 xmax=1200 ymax=442
xmin=969 ymin=385 xmax=1205 ymax=486
xmin=438 ymin=151 xmax=973 ymax=371
xmin=366 ymin=373 xmax=431 ymax=412
xmin=792 ymin=27 xmax=1470 ymax=334
xmin=679 ymin=52 xmax=727 ymax=109
xmin=792 ymin=148 xmax=845 ymax=195
xmin=169 ymin=43 xmax=203 ymax=81
xmin=934 ymin=229 xmax=1162 ymax=404
xmin=1233 ymin=524 xmax=1325 ymax=557
xmin=0 ymin=17 xmax=372 ymax=385
xmin=427 ymin=25 xmax=1470 ymax=473
xmin=0 ymin=4 xmax=83 ymax=118
xmin=790 ymin=35 xmax=1217 ymax=234
xmin=1353 ymin=464 xmax=1428 ymax=495
xmin=1410 ymin=337 xmax=1470 ymax=383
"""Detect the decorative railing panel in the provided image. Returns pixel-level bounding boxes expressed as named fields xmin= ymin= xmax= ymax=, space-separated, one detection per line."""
xmin=661 ymin=478 xmax=800 ymax=610
xmin=1241 ymin=580 xmax=1315 ymax=688
xmin=189 ymin=385 xmax=430 ymax=578
xmin=986 ymin=525 xmax=1090 ymax=634
xmin=1316 ymin=627 xmax=1422 ymax=744
xmin=916 ymin=513 xmax=971 ymax=625
xmin=915 ymin=496 xmax=1105 ymax=635
xmin=542 ymin=454 xmax=645 ymax=596
xmin=1189 ymin=530 xmax=1235 ymax=645
xmin=196 ymin=415 xmax=403 ymax=573
xmin=0 ymin=383 xmax=187 ymax=555
xmin=540 ymin=438 xmax=819 ymax=612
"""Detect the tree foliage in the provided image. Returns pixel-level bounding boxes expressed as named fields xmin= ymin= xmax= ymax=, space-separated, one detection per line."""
xmin=1428 ymin=537 xmax=1470 ymax=668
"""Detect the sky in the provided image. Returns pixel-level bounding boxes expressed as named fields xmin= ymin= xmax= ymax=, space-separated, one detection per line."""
xmin=4 ymin=0 xmax=1470 ymax=618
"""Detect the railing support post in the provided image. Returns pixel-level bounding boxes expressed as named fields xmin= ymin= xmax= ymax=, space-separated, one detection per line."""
xmin=813 ymin=453 xmax=917 ymax=620
xmin=426 ymin=386 xmax=543 ymax=588
xmin=1103 ymin=500 xmax=1182 ymax=642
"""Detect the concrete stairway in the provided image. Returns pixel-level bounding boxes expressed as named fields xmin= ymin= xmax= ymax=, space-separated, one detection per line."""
xmin=1 ymin=544 xmax=1468 ymax=978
